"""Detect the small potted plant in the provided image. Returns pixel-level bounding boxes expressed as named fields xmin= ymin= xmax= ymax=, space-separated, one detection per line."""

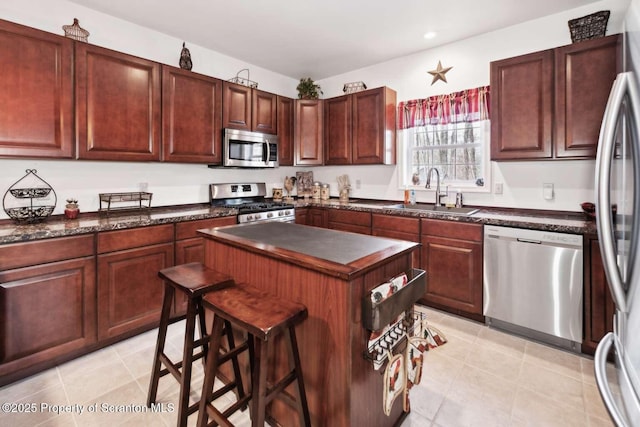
xmin=64 ymin=198 xmax=79 ymax=219
xmin=296 ymin=77 xmax=323 ymax=99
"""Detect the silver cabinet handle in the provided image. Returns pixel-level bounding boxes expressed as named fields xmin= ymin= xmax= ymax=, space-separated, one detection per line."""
xmin=594 ymin=332 xmax=629 ymax=427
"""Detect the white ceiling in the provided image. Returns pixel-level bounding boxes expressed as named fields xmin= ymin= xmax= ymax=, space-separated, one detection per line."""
xmin=69 ymin=0 xmax=600 ymax=79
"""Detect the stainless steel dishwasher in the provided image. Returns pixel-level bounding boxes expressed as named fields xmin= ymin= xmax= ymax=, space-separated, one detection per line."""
xmin=483 ymin=225 xmax=584 ymax=352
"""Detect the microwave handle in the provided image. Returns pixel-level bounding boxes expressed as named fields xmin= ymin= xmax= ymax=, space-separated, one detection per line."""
xmin=264 ymin=141 xmax=270 ymax=164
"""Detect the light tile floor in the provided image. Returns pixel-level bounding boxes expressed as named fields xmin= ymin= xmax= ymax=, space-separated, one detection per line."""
xmin=0 ymin=306 xmax=615 ymax=426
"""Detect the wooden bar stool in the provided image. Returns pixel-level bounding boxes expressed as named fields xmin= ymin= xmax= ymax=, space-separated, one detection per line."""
xmin=197 ymin=283 xmax=311 ymax=427
xmin=147 ymin=262 xmax=247 ymax=427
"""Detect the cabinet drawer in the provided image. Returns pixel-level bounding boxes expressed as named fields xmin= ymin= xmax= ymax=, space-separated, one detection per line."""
xmin=372 ymin=214 xmax=419 ymax=234
xmin=0 ymin=235 xmax=94 ymax=270
xmin=328 ymin=209 xmax=371 ymax=226
xmin=97 ymin=224 xmax=173 ymax=254
xmin=175 ymin=216 xmax=236 ymax=240
xmin=421 ymin=219 xmax=482 ymax=242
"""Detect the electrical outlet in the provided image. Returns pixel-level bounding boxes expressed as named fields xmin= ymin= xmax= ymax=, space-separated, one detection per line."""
xmin=356 ymin=179 xmax=361 ymax=189
xmin=494 ymin=183 xmax=503 ymax=194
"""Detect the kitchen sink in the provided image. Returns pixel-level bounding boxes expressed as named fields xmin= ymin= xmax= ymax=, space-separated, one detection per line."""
xmin=383 ymin=203 xmax=479 ymax=216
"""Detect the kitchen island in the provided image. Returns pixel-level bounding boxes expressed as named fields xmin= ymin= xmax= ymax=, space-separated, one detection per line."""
xmin=199 ymin=221 xmax=420 ymax=427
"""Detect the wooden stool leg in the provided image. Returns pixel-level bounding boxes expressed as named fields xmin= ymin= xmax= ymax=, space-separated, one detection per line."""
xmin=224 ymin=320 xmax=247 ymax=401
xmin=197 ymin=315 xmax=225 ymax=427
xmin=287 ymin=326 xmax=311 ymax=427
xmin=147 ymin=284 xmax=175 ymax=407
xmin=251 ymin=338 xmax=269 ymax=427
xmin=177 ymin=297 xmax=198 ymax=427
xmin=196 ymin=300 xmax=209 ymax=366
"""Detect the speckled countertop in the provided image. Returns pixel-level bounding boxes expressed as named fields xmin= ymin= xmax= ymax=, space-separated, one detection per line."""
xmin=0 ymin=199 xmax=596 ymax=245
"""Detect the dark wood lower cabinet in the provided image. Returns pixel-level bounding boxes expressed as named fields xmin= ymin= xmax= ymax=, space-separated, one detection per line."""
xmin=372 ymin=213 xmax=420 ymax=266
xmin=0 ymin=235 xmax=96 ymax=385
xmin=420 ymin=219 xmax=483 ymax=321
xmin=307 ymin=207 xmax=328 ymax=228
xmin=327 ymin=209 xmax=371 ymax=234
xmin=97 ymin=225 xmax=174 ymax=340
xmin=583 ymin=236 xmax=615 ymax=355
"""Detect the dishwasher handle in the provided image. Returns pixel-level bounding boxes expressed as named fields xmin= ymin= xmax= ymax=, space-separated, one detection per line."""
xmin=516 ymin=238 xmax=541 ymax=244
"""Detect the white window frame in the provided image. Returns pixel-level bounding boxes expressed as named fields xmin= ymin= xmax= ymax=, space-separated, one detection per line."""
xmin=398 ymin=119 xmax=491 ymax=194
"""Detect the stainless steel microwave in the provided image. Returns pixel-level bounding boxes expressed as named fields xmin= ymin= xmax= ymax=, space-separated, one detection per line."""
xmin=223 ymin=128 xmax=279 ymax=168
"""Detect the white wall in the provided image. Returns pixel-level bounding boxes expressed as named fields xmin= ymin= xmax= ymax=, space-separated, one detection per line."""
xmin=0 ymin=0 xmax=631 ymax=219
xmin=317 ymin=0 xmax=630 ymax=211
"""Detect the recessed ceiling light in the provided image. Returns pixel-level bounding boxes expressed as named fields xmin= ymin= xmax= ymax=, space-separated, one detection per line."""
xmin=423 ymin=32 xmax=437 ymax=40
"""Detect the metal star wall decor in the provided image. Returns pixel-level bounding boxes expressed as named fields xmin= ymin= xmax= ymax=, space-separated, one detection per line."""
xmin=428 ymin=61 xmax=453 ymax=85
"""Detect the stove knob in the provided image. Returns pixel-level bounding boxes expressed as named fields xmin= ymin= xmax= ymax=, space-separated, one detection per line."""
xmin=246 ymin=215 xmax=253 ymax=221
xmin=255 ymin=213 xmax=262 ymax=220
xmin=267 ymin=212 xmax=274 ymax=218
xmin=278 ymin=211 xmax=284 ymax=216
xmin=285 ymin=210 xmax=291 ymax=215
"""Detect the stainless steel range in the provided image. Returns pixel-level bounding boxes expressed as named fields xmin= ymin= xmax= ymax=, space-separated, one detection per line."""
xmin=210 ymin=183 xmax=295 ymax=224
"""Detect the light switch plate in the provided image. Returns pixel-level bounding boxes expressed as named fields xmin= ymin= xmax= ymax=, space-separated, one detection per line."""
xmin=494 ymin=183 xmax=503 ymax=194
xmin=543 ymin=183 xmax=554 ymax=200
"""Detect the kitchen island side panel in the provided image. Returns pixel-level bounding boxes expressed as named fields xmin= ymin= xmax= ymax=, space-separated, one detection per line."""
xmin=204 ymin=238 xmax=411 ymax=427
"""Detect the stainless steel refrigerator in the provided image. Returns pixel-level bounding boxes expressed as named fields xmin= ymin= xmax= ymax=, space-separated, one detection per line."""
xmin=594 ymin=1 xmax=640 ymax=425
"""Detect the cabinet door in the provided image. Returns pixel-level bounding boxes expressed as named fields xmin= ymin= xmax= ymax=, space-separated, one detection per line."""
xmin=97 ymin=242 xmax=174 ymax=340
xmin=324 ymin=95 xmax=352 ymax=165
xmin=490 ymin=50 xmax=554 ymax=160
xmin=277 ymin=96 xmax=295 ymax=166
xmin=583 ymin=238 xmax=615 ymax=354
xmin=307 ymin=208 xmax=328 ymax=228
xmin=223 ymin=82 xmax=252 ymax=131
xmin=328 ymin=209 xmax=371 ymax=234
xmin=75 ymin=43 xmax=161 ymax=161
xmin=162 ymin=66 xmax=223 ymax=163
xmin=0 ymin=20 xmax=74 ymax=159
xmin=352 ymin=87 xmax=396 ymax=164
xmin=295 ymin=99 xmax=324 ymax=165
xmin=0 ymin=257 xmax=96 ymax=373
xmin=252 ymin=89 xmax=277 ymax=134
xmin=421 ymin=235 xmax=483 ymax=317
xmin=294 ymin=207 xmax=309 ymax=225
xmin=555 ymin=35 xmax=620 ymax=159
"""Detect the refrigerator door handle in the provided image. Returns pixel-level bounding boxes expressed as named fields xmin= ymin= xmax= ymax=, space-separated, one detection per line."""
xmin=595 ymin=332 xmax=629 ymax=427
xmin=596 ymin=73 xmax=631 ymax=313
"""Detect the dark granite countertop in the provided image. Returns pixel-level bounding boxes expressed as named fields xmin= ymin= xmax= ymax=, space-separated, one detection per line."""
xmin=0 ymin=204 xmax=236 ymax=244
xmin=293 ymin=198 xmax=596 ymax=235
xmin=0 ymin=198 xmax=596 ymax=245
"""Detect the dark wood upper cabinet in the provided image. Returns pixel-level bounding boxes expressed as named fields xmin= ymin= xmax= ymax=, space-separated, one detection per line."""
xmin=324 ymin=95 xmax=352 ymax=165
xmin=0 ymin=19 xmax=74 ymax=159
xmin=161 ymin=66 xmax=223 ymax=163
xmin=491 ymin=34 xmax=620 ymax=161
xmin=75 ymin=43 xmax=161 ymax=161
xmin=223 ymin=82 xmax=252 ymax=130
xmin=490 ymin=49 xmax=554 ymax=160
xmin=295 ymin=99 xmax=324 ymax=165
xmin=222 ymin=82 xmax=277 ymax=134
xmin=324 ymin=87 xmax=397 ymax=165
xmin=352 ymin=87 xmax=397 ymax=164
xmin=554 ymin=35 xmax=620 ymax=158
xmin=252 ymin=89 xmax=278 ymax=134
xmin=277 ymin=96 xmax=295 ymax=166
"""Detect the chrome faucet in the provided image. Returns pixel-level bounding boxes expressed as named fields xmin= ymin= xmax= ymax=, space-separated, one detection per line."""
xmin=425 ymin=167 xmax=448 ymax=206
